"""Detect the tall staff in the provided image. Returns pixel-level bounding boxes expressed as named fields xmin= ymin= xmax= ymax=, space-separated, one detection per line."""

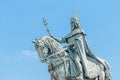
xmin=42 ymin=18 xmax=52 ymax=36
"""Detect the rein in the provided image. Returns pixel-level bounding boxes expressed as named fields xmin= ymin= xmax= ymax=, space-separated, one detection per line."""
xmin=47 ymin=47 xmax=68 ymax=58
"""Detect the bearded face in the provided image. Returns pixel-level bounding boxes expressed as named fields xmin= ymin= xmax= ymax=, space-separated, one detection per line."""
xmin=71 ymin=17 xmax=80 ymax=31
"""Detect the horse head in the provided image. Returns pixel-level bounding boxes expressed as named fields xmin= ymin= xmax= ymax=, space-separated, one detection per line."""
xmin=33 ymin=36 xmax=66 ymax=64
xmin=32 ymin=38 xmax=49 ymax=63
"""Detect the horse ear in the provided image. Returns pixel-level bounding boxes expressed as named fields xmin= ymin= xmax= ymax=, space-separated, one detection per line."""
xmin=32 ymin=40 xmax=36 ymax=43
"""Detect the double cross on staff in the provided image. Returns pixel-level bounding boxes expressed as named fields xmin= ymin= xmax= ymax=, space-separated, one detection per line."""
xmin=42 ymin=18 xmax=52 ymax=36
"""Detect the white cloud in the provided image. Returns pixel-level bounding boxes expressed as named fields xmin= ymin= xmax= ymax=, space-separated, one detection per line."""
xmin=15 ymin=50 xmax=39 ymax=60
xmin=21 ymin=50 xmax=37 ymax=57
xmin=20 ymin=50 xmax=38 ymax=58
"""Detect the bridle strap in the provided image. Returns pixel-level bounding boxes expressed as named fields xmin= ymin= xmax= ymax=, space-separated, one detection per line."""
xmin=48 ymin=47 xmax=68 ymax=58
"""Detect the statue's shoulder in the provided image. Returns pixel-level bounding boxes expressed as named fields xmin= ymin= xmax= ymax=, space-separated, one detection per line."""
xmin=66 ymin=28 xmax=83 ymax=39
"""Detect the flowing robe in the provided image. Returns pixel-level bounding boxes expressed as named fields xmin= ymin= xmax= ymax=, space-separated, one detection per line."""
xmin=53 ymin=28 xmax=105 ymax=78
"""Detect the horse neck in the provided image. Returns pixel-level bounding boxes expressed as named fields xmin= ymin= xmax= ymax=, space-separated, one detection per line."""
xmin=43 ymin=37 xmax=63 ymax=54
xmin=49 ymin=40 xmax=62 ymax=54
xmin=43 ymin=37 xmax=70 ymax=66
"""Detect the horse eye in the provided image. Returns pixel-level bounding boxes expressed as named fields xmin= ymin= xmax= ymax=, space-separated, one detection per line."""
xmin=35 ymin=44 xmax=39 ymax=49
xmin=43 ymin=47 xmax=48 ymax=55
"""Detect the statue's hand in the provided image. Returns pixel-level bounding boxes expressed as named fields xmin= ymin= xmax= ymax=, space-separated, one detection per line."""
xmin=50 ymin=35 xmax=53 ymax=38
xmin=50 ymin=36 xmax=55 ymax=39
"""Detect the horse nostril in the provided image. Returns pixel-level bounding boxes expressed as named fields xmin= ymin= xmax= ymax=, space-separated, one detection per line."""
xmin=41 ymin=59 xmax=46 ymax=63
xmin=42 ymin=60 xmax=44 ymax=62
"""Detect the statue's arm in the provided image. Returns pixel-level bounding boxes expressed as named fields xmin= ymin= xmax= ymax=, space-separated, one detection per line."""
xmin=51 ymin=36 xmax=66 ymax=43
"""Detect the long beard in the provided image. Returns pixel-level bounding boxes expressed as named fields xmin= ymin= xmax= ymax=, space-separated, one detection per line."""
xmin=71 ymin=22 xmax=79 ymax=31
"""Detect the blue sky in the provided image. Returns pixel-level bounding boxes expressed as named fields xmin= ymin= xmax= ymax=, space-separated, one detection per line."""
xmin=0 ymin=0 xmax=120 ymax=80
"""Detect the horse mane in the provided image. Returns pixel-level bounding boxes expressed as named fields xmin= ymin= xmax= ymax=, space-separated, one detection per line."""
xmin=40 ymin=36 xmax=63 ymax=54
